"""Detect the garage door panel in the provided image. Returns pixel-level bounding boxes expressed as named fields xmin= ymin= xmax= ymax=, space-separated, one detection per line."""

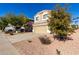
xmin=34 ymin=26 xmax=48 ymax=33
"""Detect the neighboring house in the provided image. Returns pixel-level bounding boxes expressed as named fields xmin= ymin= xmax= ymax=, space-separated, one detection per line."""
xmin=33 ymin=10 xmax=51 ymax=34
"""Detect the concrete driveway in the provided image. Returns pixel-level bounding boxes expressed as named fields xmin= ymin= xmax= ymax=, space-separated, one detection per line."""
xmin=6 ymin=32 xmax=40 ymax=43
xmin=0 ymin=31 xmax=19 ymax=55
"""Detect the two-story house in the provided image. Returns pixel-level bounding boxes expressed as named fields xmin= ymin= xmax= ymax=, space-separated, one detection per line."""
xmin=33 ymin=10 xmax=51 ymax=34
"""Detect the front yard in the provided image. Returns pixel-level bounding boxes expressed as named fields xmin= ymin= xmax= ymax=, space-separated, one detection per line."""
xmin=11 ymin=29 xmax=79 ymax=55
xmin=1 ymin=29 xmax=79 ymax=55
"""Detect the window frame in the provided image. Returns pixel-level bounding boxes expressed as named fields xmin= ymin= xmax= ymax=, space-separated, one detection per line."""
xmin=43 ymin=14 xmax=49 ymax=19
xmin=35 ymin=16 xmax=39 ymax=21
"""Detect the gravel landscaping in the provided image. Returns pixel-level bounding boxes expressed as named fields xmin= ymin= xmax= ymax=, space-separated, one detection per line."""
xmin=12 ymin=29 xmax=79 ymax=55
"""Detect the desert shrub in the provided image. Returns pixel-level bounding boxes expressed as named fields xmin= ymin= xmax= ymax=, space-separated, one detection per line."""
xmin=39 ymin=35 xmax=52 ymax=44
xmin=9 ymin=31 xmax=14 ymax=35
xmin=54 ymin=35 xmax=73 ymax=41
xmin=56 ymin=49 xmax=61 ymax=55
xmin=71 ymin=24 xmax=78 ymax=30
xmin=27 ymin=40 xmax=32 ymax=43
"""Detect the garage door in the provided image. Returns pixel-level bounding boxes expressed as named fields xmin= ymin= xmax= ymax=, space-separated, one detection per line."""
xmin=33 ymin=26 xmax=48 ymax=33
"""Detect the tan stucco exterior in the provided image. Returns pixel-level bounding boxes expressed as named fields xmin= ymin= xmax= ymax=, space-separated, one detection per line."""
xmin=33 ymin=10 xmax=51 ymax=34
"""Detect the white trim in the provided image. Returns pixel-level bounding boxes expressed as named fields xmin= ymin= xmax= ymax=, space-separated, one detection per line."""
xmin=34 ymin=15 xmax=40 ymax=22
xmin=34 ymin=10 xmax=51 ymax=19
xmin=47 ymin=29 xmax=51 ymax=33
xmin=33 ymin=29 xmax=34 ymax=32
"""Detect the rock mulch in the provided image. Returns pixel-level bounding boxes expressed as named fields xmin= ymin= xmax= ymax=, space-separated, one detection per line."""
xmin=12 ymin=29 xmax=79 ymax=55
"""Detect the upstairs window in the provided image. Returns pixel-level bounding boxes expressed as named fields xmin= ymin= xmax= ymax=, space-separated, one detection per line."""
xmin=43 ymin=14 xmax=49 ymax=19
xmin=36 ymin=17 xmax=39 ymax=21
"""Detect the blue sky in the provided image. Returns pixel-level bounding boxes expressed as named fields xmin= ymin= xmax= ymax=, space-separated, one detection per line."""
xmin=0 ymin=3 xmax=79 ymax=24
xmin=0 ymin=3 xmax=54 ymax=19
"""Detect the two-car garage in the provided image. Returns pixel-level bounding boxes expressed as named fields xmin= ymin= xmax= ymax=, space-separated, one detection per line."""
xmin=33 ymin=22 xmax=50 ymax=34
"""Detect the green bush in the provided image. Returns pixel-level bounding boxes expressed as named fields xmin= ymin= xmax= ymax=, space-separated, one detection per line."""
xmin=48 ymin=4 xmax=74 ymax=40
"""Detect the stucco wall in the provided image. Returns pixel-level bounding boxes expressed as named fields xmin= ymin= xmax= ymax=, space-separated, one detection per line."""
xmin=33 ymin=10 xmax=51 ymax=34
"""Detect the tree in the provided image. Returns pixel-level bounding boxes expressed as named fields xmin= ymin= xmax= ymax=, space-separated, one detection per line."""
xmin=0 ymin=13 xmax=32 ymax=31
xmin=0 ymin=17 xmax=8 ymax=31
xmin=48 ymin=4 xmax=74 ymax=40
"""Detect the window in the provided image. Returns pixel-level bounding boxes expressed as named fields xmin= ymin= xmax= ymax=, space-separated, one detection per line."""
xmin=43 ymin=14 xmax=49 ymax=19
xmin=36 ymin=17 xmax=39 ymax=21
